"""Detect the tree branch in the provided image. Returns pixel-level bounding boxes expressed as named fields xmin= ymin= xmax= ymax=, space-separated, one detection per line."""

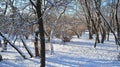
xmin=29 ymin=0 xmax=37 ymax=8
xmin=0 ymin=32 xmax=26 ymax=59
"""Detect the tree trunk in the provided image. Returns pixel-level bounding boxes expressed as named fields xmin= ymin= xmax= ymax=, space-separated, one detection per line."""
xmin=21 ymin=38 xmax=34 ymax=58
xmin=96 ymin=5 xmax=120 ymax=46
xmin=29 ymin=0 xmax=46 ymax=66
xmin=100 ymin=25 xmax=106 ymax=43
xmin=0 ymin=54 xmax=2 ymax=62
xmin=50 ymin=30 xmax=54 ymax=55
xmin=84 ymin=0 xmax=100 ymax=47
xmin=34 ymin=32 xmax=39 ymax=57
xmin=89 ymin=31 xmax=93 ymax=39
xmin=115 ymin=0 xmax=120 ymax=44
xmin=36 ymin=0 xmax=46 ymax=67
xmin=0 ymin=40 xmax=2 ymax=47
xmin=80 ymin=2 xmax=93 ymax=39
xmin=0 ymin=32 xmax=26 ymax=59
xmin=107 ymin=31 xmax=110 ymax=41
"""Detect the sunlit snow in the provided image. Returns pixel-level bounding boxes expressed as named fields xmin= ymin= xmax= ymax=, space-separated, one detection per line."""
xmin=0 ymin=32 xmax=120 ymax=67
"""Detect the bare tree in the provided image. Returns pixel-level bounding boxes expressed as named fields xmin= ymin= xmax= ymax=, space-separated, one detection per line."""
xmin=29 ymin=0 xmax=45 ymax=66
xmin=94 ymin=0 xmax=120 ymax=46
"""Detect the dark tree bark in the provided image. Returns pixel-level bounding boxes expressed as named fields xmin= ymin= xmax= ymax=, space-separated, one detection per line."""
xmin=94 ymin=0 xmax=104 ymax=44
xmin=80 ymin=1 xmax=93 ymax=39
xmin=84 ymin=0 xmax=100 ymax=48
xmin=85 ymin=16 xmax=93 ymax=39
xmin=36 ymin=0 xmax=46 ymax=67
xmin=100 ymin=25 xmax=106 ymax=43
xmin=95 ymin=3 xmax=120 ymax=46
xmin=21 ymin=38 xmax=34 ymax=58
xmin=0 ymin=40 xmax=2 ymax=47
xmin=34 ymin=32 xmax=39 ymax=57
xmin=0 ymin=32 xmax=26 ymax=59
xmin=115 ymin=0 xmax=120 ymax=43
xmin=0 ymin=54 xmax=2 ymax=62
xmin=29 ymin=0 xmax=46 ymax=66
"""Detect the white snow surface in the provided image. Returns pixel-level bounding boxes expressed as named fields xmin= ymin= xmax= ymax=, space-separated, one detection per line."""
xmin=0 ymin=32 xmax=120 ymax=67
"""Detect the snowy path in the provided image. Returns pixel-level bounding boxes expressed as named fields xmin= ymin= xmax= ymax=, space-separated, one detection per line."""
xmin=46 ymin=38 xmax=120 ymax=67
xmin=0 ymin=35 xmax=120 ymax=67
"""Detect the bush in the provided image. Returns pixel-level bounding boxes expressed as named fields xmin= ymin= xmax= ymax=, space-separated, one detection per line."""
xmin=62 ymin=36 xmax=71 ymax=42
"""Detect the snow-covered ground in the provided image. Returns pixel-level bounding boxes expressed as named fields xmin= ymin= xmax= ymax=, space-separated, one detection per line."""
xmin=0 ymin=32 xmax=120 ymax=67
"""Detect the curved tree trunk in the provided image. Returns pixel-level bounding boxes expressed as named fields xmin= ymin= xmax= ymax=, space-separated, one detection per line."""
xmin=21 ymin=38 xmax=34 ymax=58
xmin=0 ymin=32 xmax=26 ymax=59
xmin=95 ymin=4 xmax=120 ymax=46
